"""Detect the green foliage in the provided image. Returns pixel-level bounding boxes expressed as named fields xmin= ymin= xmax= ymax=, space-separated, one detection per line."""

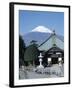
xmin=19 ymin=35 xmax=26 ymax=66
xmin=24 ymin=44 xmax=39 ymax=65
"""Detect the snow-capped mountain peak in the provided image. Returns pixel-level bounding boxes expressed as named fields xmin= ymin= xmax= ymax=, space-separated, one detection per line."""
xmin=31 ymin=26 xmax=53 ymax=33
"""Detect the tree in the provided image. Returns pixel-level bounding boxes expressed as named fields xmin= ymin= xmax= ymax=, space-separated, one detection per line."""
xmin=19 ymin=35 xmax=26 ymax=67
xmin=24 ymin=43 xmax=39 ymax=66
xmin=30 ymin=40 xmax=38 ymax=47
xmin=30 ymin=40 xmax=37 ymax=45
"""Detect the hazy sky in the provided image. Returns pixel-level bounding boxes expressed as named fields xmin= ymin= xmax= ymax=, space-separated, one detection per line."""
xmin=19 ymin=10 xmax=64 ymax=36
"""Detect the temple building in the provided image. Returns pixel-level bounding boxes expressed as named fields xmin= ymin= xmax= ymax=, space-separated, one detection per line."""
xmin=38 ymin=30 xmax=64 ymax=66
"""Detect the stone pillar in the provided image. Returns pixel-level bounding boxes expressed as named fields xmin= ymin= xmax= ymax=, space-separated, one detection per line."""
xmin=39 ymin=59 xmax=42 ymax=66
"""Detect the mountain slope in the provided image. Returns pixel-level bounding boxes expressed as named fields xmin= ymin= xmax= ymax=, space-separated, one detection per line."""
xmin=23 ymin=32 xmax=51 ymax=46
xmin=22 ymin=32 xmax=63 ymax=46
xmin=22 ymin=26 xmax=63 ymax=46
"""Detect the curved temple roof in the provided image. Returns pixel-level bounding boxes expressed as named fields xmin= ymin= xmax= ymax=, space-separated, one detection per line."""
xmin=38 ymin=31 xmax=64 ymax=51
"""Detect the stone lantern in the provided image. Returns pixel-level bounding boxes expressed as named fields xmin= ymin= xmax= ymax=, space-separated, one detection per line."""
xmin=36 ymin=53 xmax=44 ymax=69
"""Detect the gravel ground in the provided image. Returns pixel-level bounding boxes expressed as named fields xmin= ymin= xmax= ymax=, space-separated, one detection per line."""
xmin=19 ymin=64 xmax=64 ymax=79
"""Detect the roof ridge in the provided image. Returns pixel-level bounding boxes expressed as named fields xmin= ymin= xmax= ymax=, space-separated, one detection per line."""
xmin=38 ymin=34 xmax=64 ymax=47
xmin=38 ymin=34 xmax=53 ymax=47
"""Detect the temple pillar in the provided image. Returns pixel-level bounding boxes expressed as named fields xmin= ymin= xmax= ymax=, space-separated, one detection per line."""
xmin=47 ymin=58 xmax=51 ymax=66
xmin=58 ymin=57 xmax=62 ymax=66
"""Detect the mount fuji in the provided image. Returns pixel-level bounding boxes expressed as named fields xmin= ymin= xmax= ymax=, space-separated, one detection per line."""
xmin=31 ymin=26 xmax=53 ymax=33
xmin=22 ymin=26 xmax=63 ymax=46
